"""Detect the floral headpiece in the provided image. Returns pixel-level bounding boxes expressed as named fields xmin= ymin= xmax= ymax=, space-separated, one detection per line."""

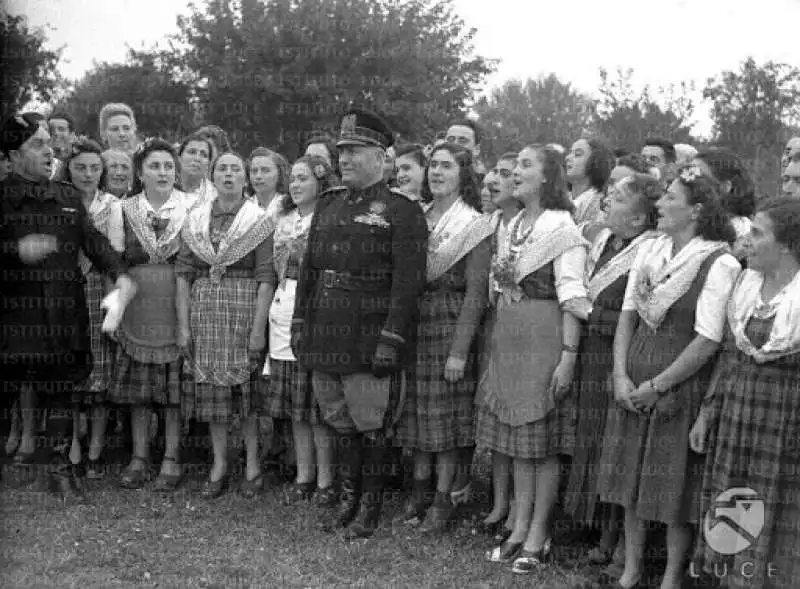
xmin=679 ymin=165 xmax=703 ymax=184
xmin=313 ymin=163 xmax=327 ymax=180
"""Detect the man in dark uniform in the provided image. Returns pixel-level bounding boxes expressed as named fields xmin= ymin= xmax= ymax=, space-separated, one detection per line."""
xmin=292 ymin=109 xmax=427 ymax=540
xmin=0 ymin=113 xmax=136 ymax=496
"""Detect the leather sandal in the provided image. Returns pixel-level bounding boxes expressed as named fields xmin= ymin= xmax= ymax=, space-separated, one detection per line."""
xmin=153 ymin=457 xmax=183 ymax=493
xmin=119 ymin=456 xmax=150 ymax=489
xmin=200 ymin=473 xmax=230 ymax=499
xmin=485 ymin=540 xmax=524 ymax=564
xmin=511 ymin=537 xmax=553 ymax=574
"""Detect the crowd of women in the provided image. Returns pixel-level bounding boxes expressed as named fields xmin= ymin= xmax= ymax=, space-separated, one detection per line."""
xmin=1 ymin=101 xmax=799 ymax=589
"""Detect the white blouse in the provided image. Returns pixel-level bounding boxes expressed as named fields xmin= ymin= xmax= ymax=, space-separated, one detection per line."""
xmin=554 ymin=246 xmax=589 ymax=304
xmin=622 ymin=237 xmax=740 ymax=342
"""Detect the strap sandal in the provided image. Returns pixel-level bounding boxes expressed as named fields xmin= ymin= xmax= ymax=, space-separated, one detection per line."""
xmin=153 ymin=457 xmax=183 ymax=493
xmin=511 ymin=538 xmax=553 ymax=574
xmin=200 ymin=473 xmax=230 ymax=500
xmin=119 ymin=456 xmax=151 ymax=489
xmin=485 ymin=540 xmax=523 ymax=564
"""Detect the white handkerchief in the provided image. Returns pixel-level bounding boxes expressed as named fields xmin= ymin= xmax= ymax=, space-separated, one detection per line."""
xmin=100 ymin=289 xmax=124 ymax=334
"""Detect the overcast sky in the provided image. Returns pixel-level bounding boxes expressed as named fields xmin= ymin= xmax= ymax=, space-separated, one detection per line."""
xmin=9 ymin=0 xmax=800 ymax=136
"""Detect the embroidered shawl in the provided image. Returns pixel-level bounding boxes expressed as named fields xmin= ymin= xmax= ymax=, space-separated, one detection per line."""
xmin=423 ymin=198 xmax=495 ymax=283
xmin=182 ymin=198 xmax=276 ymax=283
xmin=632 ymin=235 xmax=729 ymax=331
xmin=121 ymin=191 xmax=191 ymax=264
xmin=586 ymin=228 xmax=659 ymax=302
xmin=272 ymin=209 xmax=313 ymax=283
xmin=573 ymin=187 xmax=605 ymax=226
xmin=728 ymin=269 xmax=800 ymax=363
xmin=79 ymin=190 xmax=124 ymax=275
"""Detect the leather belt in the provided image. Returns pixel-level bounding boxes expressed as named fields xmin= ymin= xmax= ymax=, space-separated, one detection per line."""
xmin=197 ymin=268 xmax=254 ymax=279
xmin=320 ymin=269 xmax=391 ymax=292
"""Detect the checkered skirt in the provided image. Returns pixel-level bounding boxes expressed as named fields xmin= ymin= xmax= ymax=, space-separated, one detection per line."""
xmin=263 ymin=358 xmax=320 ymax=423
xmin=108 ymin=351 xmax=184 ymax=407
xmin=395 ymin=287 xmax=477 ymax=452
xmin=73 ymin=270 xmax=115 ymax=402
xmin=696 ymin=319 xmax=800 ymax=589
xmin=184 ymin=275 xmax=259 ymax=423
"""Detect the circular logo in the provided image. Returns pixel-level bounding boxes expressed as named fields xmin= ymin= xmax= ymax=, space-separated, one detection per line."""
xmin=703 ymin=487 xmax=765 ymax=555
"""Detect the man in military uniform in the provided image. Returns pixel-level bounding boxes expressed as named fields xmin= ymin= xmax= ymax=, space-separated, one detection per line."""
xmin=0 ymin=113 xmax=136 ymax=496
xmin=292 ymin=109 xmax=427 ymax=539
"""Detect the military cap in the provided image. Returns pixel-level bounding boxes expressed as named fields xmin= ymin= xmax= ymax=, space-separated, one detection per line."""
xmin=336 ymin=108 xmax=394 ymax=150
xmin=1 ymin=112 xmax=45 ymax=153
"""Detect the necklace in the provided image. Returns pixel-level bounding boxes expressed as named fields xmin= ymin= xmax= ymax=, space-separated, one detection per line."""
xmin=509 ymin=211 xmax=534 ymax=249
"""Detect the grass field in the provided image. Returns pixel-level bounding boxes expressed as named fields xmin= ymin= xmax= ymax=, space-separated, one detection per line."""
xmin=0 ymin=453 xmax=608 ymax=589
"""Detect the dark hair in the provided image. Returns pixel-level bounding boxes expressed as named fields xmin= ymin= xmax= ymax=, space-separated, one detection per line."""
xmin=521 ymin=144 xmax=574 ymax=213
xmin=675 ymin=163 xmax=737 ymax=244
xmin=497 ymin=151 xmax=518 ymax=163
xmin=282 ymin=155 xmax=339 ymax=213
xmin=447 ymin=119 xmax=483 ymax=145
xmin=424 ymin=143 xmax=480 ymax=210
xmin=131 ymin=138 xmax=180 ymax=194
xmin=193 ymin=125 xmax=232 ymax=161
xmin=584 ymin=138 xmax=615 ymax=192
xmin=247 ymin=147 xmax=290 ymax=195
xmin=616 ymin=153 xmax=654 ymax=175
xmin=63 ymin=137 xmax=107 ymax=191
xmin=434 ymin=131 xmax=447 ymax=141
xmin=758 ymin=197 xmax=800 ymax=264
xmin=643 ymin=137 xmax=676 ymax=163
xmin=178 ymin=134 xmax=215 ymax=160
xmin=694 ymin=148 xmax=756 ymax=218
xmin=395 ymin=143 xmax=427 ymax=168
xmin=618 ymin=173 xmax=662 ymax=230
xmin=614 ymin=148 xmax=630 ymax=159
xmin=48 ymin=109 xmax=76 ymax=132
xmin=303 ymin=134 xmax=340 ymax=176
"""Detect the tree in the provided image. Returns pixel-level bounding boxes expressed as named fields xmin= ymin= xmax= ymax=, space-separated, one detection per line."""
xmin=175 ymin=0 xmax=497 ymax=157
xmin=59 ymin=48 xmax=195 ymax=141
xmin=704 ymin=57 xmax=800 ymax=197
xmin=0 ymin=12 xmax=62 ymax=119
xmin=473 ymin=74 xmax=594 ymax=162
xmin=590 ymin=68 xmax=695 ymax=151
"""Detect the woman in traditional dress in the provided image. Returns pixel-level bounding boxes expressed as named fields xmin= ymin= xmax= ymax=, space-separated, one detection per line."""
xmin=109 ymin=139 xmax=192 ymax=491
xmin=178 ymin=134 xmax=216 ymax=205
xmin=566 ymin=138 xmax=615 ymax=227
xmin=261 ymin=155 xmax=338 ymax=504
xmin=98 ymin=103 xmax=138 ymax=157
xmin=692 ymin=148 xmax=756 ymax=260
xmin=247 ymin=147 xmax=289 ymax=219
xmin=64 ymin=138 xmax=125 ymax=478
xmin=597 ymin=165 xmax=741 ymax=589
xmin=101 ymin=149 xmax=134 ymax=198
xmin=564 ymin=174 xmax=660 ymax=567
xmin=395 ymin=144 xmax=493 ymax=532
xmin=477 ymin=144 xmax=590 ymax=571
xmin=691 ymin=197 xmax=800 ymax=589
xmin=176 ymin=152 xmax=275 ymax=499
xmin=394 ymin=143 xmax=427 ymax=203
xmin=472 ymin=151 xmax=523 ymax=538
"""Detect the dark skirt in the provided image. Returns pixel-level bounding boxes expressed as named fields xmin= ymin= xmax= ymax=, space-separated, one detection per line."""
xmin=396 ymin=288 xmax=477 ymax=452
xmin=262 ymin=359 xmax=319 ymax=424
xmin=108 ymin=351 xmax=184 ymax=408
xmin=73 ymin=270 xmax=115 ymax=404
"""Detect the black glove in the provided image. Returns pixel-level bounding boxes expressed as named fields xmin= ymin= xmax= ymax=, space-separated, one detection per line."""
xmin=290 ymin=323 xmax=304 ymax=358
xmin=371 ymin=340 xmax=400 ymax=379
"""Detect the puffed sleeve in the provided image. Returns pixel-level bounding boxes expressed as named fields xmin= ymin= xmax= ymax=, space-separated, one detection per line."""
xmin=107 ymin=199 xmax=125 ymax=253
xmin=174 ymin=239 xmax=199 ymax=279
xmin=81 ymin=200 xmax=127 ymax=281
xmin=254 ymin=234 xmax=275 ymax=284
xmin=694 ymin=253 xmax=741 ymax=342
xmin=554 ymin=245 xmax=588 ymax=304
xmin=621 ymin=242 xmax=651 ymax=311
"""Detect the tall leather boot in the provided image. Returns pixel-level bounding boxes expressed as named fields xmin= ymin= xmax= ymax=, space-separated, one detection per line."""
xmin=318 ymin=433 xmax=363 ymax=532
xmin=345 ymin=432 xmax=388 ymax=540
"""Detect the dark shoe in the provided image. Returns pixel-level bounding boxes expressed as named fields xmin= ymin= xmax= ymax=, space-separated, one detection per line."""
xmin=344 ymin=433 xmax=388 ymax=540
xmin=239 ymin=473 xmax=264 ymax=499
xmin=511 ymin=538 xmax=553 ymax=574
xmin=85 ymin=454 xmax=107 ymax=480
xmin=418 ymin=491 xmax=457 ymax=534
xmin=314 ymin=485 xmax=339 ymax=508
xmin=587 ymin=545 xmax=614 ymax=565
xmin=119 ymin=456 xmax=151 ymax=489
xmin=200 ymin=474 xmax=230 ymax=499
xmin=319 ymin=433 xmax=363 ymax=532
xmin=485 ymin=540 xmax=524 ymax=563
xmin=284 ymin=481 xmax=316 ymax=504
xmin=153 ymin=457 xmax=183 ymax=493
xmin=50 ymin=460 xmax=88 ymax=504
xmin=396 ymin=477 xmax=434 ymax=526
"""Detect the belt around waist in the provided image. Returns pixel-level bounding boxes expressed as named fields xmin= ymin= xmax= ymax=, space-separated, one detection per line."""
xmin=197 ymin=268 xmax=254 ymax=279
xmin=319 ymin=269 xmax=391 ymax=292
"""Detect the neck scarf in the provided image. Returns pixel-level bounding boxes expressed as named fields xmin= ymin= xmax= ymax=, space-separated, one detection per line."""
xmin=586 ymin=228 xmax=659 ymax=302
xmin=121 ymin=190 xmax=189 ymax=263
